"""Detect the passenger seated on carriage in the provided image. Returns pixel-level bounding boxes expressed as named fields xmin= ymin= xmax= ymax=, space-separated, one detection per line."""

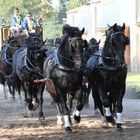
xmin=24 ymin=12 xmax=37 ymax=33
xmin=10 ymin=8 xmax=25 ymax=36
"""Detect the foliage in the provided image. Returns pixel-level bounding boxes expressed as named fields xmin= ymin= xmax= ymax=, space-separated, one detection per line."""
xmin=0 ymin=0 xmax=89 ymax=39
xmin=126 ymin=72 xmax=140 ymax=98
xmin=126 ymin=73 xmax=140 ymax=83
xmin=66 ymin=0 xmax=88 ymax=10
xmin=0 ymin=0 xmax=53 ymax=25
xmin=43 ymin=21 xmax=63 ymax=40
xmin=57 ymin=0 xmax=67 ymax=24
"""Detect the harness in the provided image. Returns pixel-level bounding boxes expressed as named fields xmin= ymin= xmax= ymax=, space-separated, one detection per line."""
xmin=88 ymin=31 xmax=126 ymax=71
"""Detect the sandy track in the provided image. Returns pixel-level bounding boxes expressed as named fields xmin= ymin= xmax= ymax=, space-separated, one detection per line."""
xmin=0 ymin=87 xmax=140 ymax=140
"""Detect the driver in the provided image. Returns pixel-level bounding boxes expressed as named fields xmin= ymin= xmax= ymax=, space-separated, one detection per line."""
xmin=10 ymin=8 xmax=25 ymax=36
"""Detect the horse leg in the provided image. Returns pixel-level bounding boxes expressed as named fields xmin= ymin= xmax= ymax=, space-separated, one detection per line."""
xmin=81 ymin=84 xmax=90 ymax=108
xmin=86 ymin=83 xmax=91 ymax=108
xmin=22 ymin=82 xmax=28 ymax=103
xmin=67 ymin=93 xmax=74 ymax=114
xmin=6 ymin=77 xmax=16 ymax=100
xmin=30 ymin=85 xmax=40 ymax=111
xmin=16 ymin=84 xmax=22 ymax=101
xmin=91 ymin=86 xmax=103 ymax=116
xmin=56 ymin=89 xmax=72 ymax=135
xmin=73 ymin=88 xmax=84 ymax=123
xmin=0 ymin=74 xmax=7 ymax=99
xmin=116 ymin=86 xmax=125 ymax=130
xmin=101 ymin=91 xmax=116 ymax=126
xmin=38 ymin=84 xmax=45 ymax=120
xmin=109 ymin=92 xmax=117 ymax=116
xmin=56 ymin=105 xmax=64 ymax=126
xmin=15 ymin=76 xmax=22 ymax=101
xmin=23 ymin=83 xmax=34 ymax=117
xmin=3 ymin=84 xmax=7 ymax=99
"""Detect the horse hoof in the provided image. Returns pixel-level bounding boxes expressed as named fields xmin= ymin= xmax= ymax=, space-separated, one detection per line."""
xmin=65 ymin=127 xmax=72 ymax=135
xmin=76 ymin=104 xmax=83 ymax=111
xmin=117 ymin=123 xmax=123 ymax=131
xmin=39 ymin=116 xmax=45 ymax=120
xmin=39 ymin=112 xmax=45 ymax=120
xmin=74 ymin=114 xmax=81 ymax=123
xmin=27 ymin=103 xmax=34 ymax=111
xmin=106 ymin=116 xmax=116 ymax=125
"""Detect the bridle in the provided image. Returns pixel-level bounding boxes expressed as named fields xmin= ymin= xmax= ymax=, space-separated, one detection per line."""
xmin=68 ymin=37 xmax=83 ymax=57
xmin=57 ymin=36 xmax=84 ymax=71
xmin=102 ymin=31 xmax=126 ymax=70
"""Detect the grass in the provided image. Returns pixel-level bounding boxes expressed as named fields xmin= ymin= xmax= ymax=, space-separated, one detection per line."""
xmin=126 ymin=73 xmax=140 ymax=98
xmin=126 ymin=72 xmax=140 ymax=83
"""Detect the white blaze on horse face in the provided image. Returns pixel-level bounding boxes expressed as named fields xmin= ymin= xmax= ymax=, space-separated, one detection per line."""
xmin=116 ymin=113 xmax=122 ymax=124
xmin=105 ymin=107 xmax=111 ymax=116
xmin=64 ymin=115 xmax=71 ymax=128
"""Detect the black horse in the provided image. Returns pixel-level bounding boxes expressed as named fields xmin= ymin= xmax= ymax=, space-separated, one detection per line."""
xmin=87 ymin=23 xmax=129 ymax=130
xmin=82 ymin=38 xmax=101 ymax=109
xmin=12 ymin=33 xmax=46 ymax=119
xmin=43 ymin=24 xmax=87 ymax=134
xmin=0 ymin=36 xmax=21 ymax=99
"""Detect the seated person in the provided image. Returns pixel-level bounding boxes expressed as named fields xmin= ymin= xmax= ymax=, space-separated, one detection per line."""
xmin=24 ymin=12 xmax=37 ymax=33
xmin=10 ymin=8 xmax=25 ymax=36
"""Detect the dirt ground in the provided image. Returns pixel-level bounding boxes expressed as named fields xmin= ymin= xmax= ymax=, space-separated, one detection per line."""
xmin=0 ymin=85 xmax=140 ymax=140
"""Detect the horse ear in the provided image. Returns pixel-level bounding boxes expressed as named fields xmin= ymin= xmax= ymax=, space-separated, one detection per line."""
xmin=122 ymin=23 xmax=125 ymax=31
xmin=97 ymin=39 xmax=101 ymax=45
xmin=113 ymin=23 xmax=118 ymax=31
xmin=107 ymin=24 xmax=111 ymax=27
xmin=42 ymin=39 xmax=47 ymax=46
xmin=113 ymin=23 xmax=117 ymax=28
xmin=81 ymin=28 xmax=85 ymax=35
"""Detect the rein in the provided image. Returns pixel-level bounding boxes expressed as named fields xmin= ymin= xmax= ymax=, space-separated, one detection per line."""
xmin=25 ymin=52 xmax=43 ymax=77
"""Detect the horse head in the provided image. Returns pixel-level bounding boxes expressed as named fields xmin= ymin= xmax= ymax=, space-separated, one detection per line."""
xmin=88 ymin=38 xmax=101 ymax=54
xmin=103 ymin=23 xmax=129 ymax=69
xmin=25 ymin=33 xmax=46 ymax=72
xmin=25 ymin=32 xmax=45 ymax=50
xmin=59 ymin=25 xmax=87 ymax=69
xmin=8 ymin=36 xmax=21 ymax=48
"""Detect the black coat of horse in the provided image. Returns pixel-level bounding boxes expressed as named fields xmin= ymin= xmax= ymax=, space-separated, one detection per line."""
xmin=12 ymin=33 xmax=46 ymax=119
xmin=43 ymin=25 xmax=88 ymax=134
xmin=87 ymin=23 xmax=129 ymax=130
xmin=82 ymin=38 xmax=101 ymax=109
xmin=0 ymin=37 xmax=21 ymax=99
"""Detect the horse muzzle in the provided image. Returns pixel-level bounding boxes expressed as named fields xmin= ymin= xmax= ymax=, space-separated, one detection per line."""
xmin=73 ymin=57 xmax=83 ymax=69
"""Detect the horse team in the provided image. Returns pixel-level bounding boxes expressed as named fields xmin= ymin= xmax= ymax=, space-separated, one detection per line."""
xmin=0 ymin=23 xmax=129 ymax=134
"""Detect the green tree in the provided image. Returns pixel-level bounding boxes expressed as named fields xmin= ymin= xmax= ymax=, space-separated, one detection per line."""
xmin=0 ymin=0 xmax=66 ymax=39
xmin=0 ymin=0 xmax=53 ymax=25
xmin=57 ymin=0 xmax=67 ymax=24
xmin=66 ymin=0 xmax=88 ymax=10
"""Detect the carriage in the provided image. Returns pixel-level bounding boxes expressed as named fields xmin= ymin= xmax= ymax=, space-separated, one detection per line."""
xmin=0 ymin=25 xmax=43 ymax=50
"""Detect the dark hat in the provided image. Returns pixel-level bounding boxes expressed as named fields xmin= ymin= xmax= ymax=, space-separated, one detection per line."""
xmin=14 ymin=8 xmax=19 ymax=12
